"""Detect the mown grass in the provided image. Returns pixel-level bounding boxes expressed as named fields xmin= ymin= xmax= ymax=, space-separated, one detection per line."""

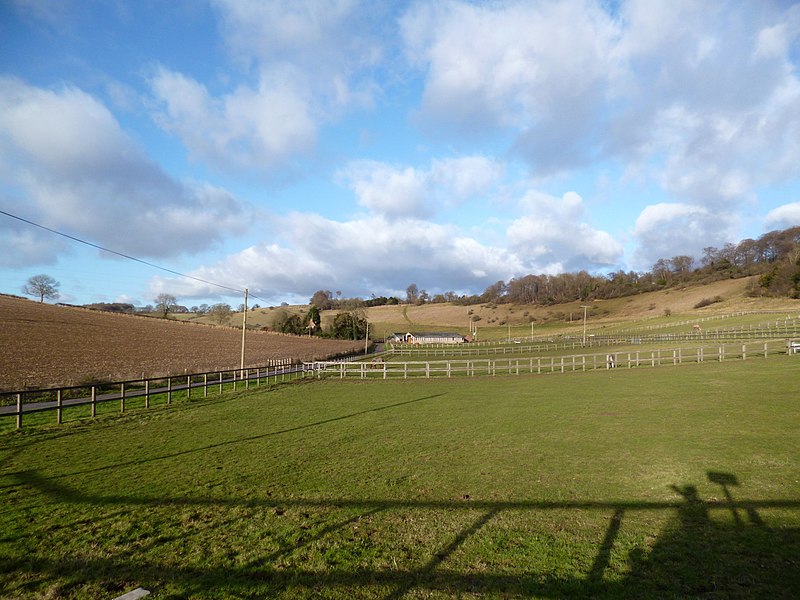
xmin=2 ymin=359 xmax=800 ymax=598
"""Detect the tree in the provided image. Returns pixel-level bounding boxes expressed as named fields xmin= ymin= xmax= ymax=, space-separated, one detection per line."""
xmin=310 ymin=290 xmax=334 ymax=310
xmin=406 ymin=283 xmax=419 ymax=304
xmin=331 ymin=310 xmax=367 ymax=340
xmin=208 ymin=303 xmax=233 ymax=325
xmin=22 ymin=274 xmax=60 ymax=303
xmin=154 ymin=293 xmax=177 ymax=318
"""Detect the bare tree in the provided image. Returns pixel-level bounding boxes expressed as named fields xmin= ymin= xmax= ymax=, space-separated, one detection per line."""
xmin=154 ymin=293 xmax=177 ymax=318
xmin=208 ymin=303 xmax=233 ymax=325
xmin=22 ymin=274 xmax=60 ymax=303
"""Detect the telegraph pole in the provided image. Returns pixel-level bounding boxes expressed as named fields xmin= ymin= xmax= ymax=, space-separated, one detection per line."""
xmin=581 ymin=304 xmax=589 ymax=346
xmin=241 ymin=288 xmax=248 ymax=374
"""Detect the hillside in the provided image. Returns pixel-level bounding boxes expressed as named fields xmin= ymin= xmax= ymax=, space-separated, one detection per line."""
xmin=0 ymin=295 xmax=362 ymax=391
xmin=362 ymin=276 xmax=800 ymax=338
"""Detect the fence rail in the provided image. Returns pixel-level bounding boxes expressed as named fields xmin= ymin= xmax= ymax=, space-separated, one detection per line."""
xmin=0 ymin=359 xmax=302 ymax=430
xmin=308 ymin=340 xmax=795 ymax=380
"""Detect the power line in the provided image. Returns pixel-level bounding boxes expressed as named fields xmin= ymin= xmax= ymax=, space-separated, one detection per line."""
xmin=1 ymin=208 xmax=269 ymax=303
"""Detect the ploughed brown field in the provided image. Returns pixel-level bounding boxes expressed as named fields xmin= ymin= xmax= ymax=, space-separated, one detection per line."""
xmin=0 ymin=295 xmax=362 ymax=391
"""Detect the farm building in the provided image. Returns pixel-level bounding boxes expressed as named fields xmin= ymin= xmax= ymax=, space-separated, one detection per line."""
xmin=389 ymin=332 xmax=467 ymax=344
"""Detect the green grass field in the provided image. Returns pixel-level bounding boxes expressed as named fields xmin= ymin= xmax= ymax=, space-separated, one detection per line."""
xmin=2 ymin=359 xmax=800 ymax=598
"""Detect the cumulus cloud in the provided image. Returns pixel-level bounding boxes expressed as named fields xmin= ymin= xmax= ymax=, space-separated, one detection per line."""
xmin=402 ymin=0 xmax=800 ymax=254
xmin=401 ymin=0 xmax=619 ymax=172
xmin=0 ymin=78 xmax=247 ymax=264
xmin=339 ymin=155 xmax=504 ymax=219
xmin=507 ymin=190 xmax=623 ymax=272
xmin=151 ymin=213 xmax=523 ymax=301
xmin=632 ymin=202 xmax=735 ymax=268
xmin=148 ymin=0 xmax=387 ymax=174
xmin=149 ymin=67 xmax=316 ymax=173
xmin=765 ymin=202 xmax=800 ymax=230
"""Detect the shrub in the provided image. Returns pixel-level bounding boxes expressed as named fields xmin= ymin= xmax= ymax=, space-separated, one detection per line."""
xmin=694 ymin=296 xmax=723 ymax=309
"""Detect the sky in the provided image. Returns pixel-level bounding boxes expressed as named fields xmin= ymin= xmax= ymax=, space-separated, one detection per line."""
xmin=1 ymin=0 xmax=800 ymax=308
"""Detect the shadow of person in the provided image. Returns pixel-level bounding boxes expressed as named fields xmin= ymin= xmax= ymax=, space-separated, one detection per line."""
xmin=620 ymin=482 xmax=800 ymax=598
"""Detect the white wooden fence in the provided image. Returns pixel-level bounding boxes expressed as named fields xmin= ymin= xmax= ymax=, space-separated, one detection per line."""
xmin=307 ymin=341 xmax=793 ymax=380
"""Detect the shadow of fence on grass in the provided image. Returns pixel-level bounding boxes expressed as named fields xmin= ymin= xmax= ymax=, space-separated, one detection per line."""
xmin=6 ymin=469 xmax=800 ymax=598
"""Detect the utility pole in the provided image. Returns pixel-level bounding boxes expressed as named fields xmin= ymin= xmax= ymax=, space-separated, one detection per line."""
xmin=364 ymin=320 xmax=369 ymax=354
xmin=581 ymin=305 xmax=590 ymax=346
xmin=241 ymin=288 xmax=248 ymax=375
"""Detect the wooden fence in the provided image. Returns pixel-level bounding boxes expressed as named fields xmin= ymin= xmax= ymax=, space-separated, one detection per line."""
xmin=0 ymin=359 xmax=301 ymax=430
xmin=308 ymin=340 xmax=794 ymax=380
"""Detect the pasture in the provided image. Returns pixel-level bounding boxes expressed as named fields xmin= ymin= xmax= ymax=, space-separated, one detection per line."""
xmin=2 ymin=358 xmax=799 ymax=598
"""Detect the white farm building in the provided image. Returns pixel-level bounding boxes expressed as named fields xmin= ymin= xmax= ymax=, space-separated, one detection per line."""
xmin=389 ymin=332 xmax=467 ymax=344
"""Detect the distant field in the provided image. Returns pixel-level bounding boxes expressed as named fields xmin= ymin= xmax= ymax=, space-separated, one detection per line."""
xmin=0 ymin=295 xmax=361 ymax=391
xmin=1 ymin=359 xmax=798 ymax=598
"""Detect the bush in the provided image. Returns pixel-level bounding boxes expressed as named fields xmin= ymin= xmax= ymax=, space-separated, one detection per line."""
xmin=694 ymin=296 xmax=723 ymax=309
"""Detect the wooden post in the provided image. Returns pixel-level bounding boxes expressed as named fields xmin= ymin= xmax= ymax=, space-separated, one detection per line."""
xmin=219 ymin=372 xmax=223 ymax=394
xmin=16 ymin=393 xmax=22 ymax=429
xmin=233 ymin=370 xmax=237 ymax=391
xmin=91 ymin=386 xmax=97 ymax=417
xmin=167 ymin=377 xmax=172 ymax=404
xmin=57 ymin=389 xmax=62 ymax=424
xmin=145 ymin=380 xmax=150 ymax=409
xmin=742 ymin=344 xmax=746 ymax=360
xmin=187 ymin=375 xmax=191 ymax=399
xmin=204 ymin=373 xmax=208 ymax=397
xmin=120 ymin=382 xmax=126 ymax=413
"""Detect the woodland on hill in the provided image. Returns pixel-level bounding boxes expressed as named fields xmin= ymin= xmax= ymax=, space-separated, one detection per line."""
xmin=309 ymin=226 xmax=800 ymax=311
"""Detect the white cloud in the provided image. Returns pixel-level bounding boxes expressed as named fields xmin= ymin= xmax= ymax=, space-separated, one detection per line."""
xmin=149 ymin=67 xmax=316 ymax=173
xmin=402 ymin=0 xmax=619 ymax=172
xmin=152 ymin=213 xmax=523 ymax=301
xmin=148 ymin=0 xmax=387 ymax=174
xmin=0 ymin=78 xmax=247 ymax=264
xmin=507 ymin=190 xmax=622 ymax=272
xmin=765 ymin=202 xmax=800 ymax=230
xmin=403 ymin=0 xmax=800 ymax=231
xmin=632 ymin=202 xmax=735 ymax=268
xmin=340 ymin=155 xmax=504 ymax=219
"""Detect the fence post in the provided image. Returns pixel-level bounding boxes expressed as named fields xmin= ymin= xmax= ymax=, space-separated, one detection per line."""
xmin=145 ymin=380 xmax=150 ymax=408
xmin=120 ymin=382 xmax=126 ymax=413
xmin=426 ymin=362 xmax=430 ymax=378
xmin=233 ymin=370 xmax=237 ymax=391
xmin=167 ymin=377 xmax=172 ymax=404
xmin=742 ymin=344 xmax=746 ymax=360
xmin=91 ymin=386 xmax=97 ymax=417
xmin=57 ymin=389 xmax=62 ymax=424
xmin=204 ymin=373 xmax=208 ymax=397
xmin=765 ymin=342 xmax=768 ymax=358
xmin=219 ymin=372 xmax=223 ymax=394
xmin=16 ymin=393 xmax=22 ymax=429
xmin=187 ymin=375 xmax=191 ymax=399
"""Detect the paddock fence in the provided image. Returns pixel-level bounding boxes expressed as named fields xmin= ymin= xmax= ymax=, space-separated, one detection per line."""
xmin=0 ymin=359 xmax=302 ymax=430
xmin=307 ymin=340 xmax=798 ymax=380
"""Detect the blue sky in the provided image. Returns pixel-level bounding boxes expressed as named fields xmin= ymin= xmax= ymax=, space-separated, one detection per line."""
xmin=1 ymin=0 xmax=800 ymax=308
